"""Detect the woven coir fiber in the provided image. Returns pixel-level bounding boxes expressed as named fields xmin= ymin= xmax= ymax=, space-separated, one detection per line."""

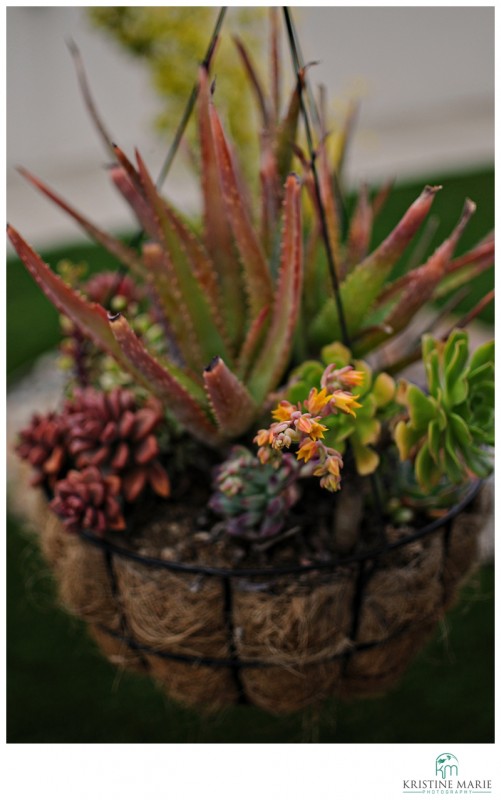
xmin=35 ymin=485 xmax=485 ymax=715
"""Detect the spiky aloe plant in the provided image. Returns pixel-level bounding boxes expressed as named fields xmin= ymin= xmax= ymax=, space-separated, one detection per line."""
xmin=8 ymin=66 xmax=303 ymax=448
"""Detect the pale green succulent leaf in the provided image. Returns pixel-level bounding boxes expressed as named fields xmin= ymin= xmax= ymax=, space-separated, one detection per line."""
xmin=444 ymin=334 xmax=469 ymax=402
xmin=321 ymin=341 xmax=351 ymax=368
xmin=448 ymin=413 xmax=473 ymax=448
xmin=372 ymin=372 xmax=396 ymax=407
xmin=422 ymin=333 xmax=436 ymax=361
xmin=351 ymin=437 xmax=380 ymax=476
xmin=428 ymin=419 xmax=441 ymax=463
xmin=425 ymin=349 xmax=441 ymax=396
xmin=407 ymin=385 xmax=436 ymax=431
xmin=443 ymin=329 xmax=468 ymax=366
xmin=444 ymin=429 xmax=464 ymax=481
xmin=446 ymin=375 xmax=468 ymax=407
xmin=354 ymin=416 xmax=381 ymax=446
xmin=468 ymin=339 xmax=494 ymax=374
xmin=394 ymin=420 xmax=422 ymax=461
xmin=415 ymin=441 xmax=442 ymax=490
xmin=353 ymin=359 xmax=373 ymax=396
xmin=468 ymin=362 xmax=494 ymax=387
xmin=460 ymin=445 xmax=493 ymax=478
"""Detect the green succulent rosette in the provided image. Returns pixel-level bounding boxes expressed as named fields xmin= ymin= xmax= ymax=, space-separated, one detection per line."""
xmin=286 ymin=342 xmax=397 ymax=475
xmin=395 ymin=329 xmax=494 ymax=490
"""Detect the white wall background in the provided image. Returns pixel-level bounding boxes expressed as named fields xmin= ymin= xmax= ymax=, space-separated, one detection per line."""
xmin=7 ymin=6 xmax=494 ymax=249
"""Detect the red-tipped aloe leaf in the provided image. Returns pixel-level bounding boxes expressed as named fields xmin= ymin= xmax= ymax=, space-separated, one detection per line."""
xmin=372 ymin=179 xmax=394 ymax=219
xmin=135 ymin=150 xmax=233 ymax=370
xmin=274 ymin=71 xmax=303 ymax=186
xmin=18 ymin=167 xmax=144 ymax=277
xmin=316 ymin=138 xmax=342 ymax=275
xmin=8 ymin=225 xmax=124 ymax=357
xmin=109 ymin=164 xmax=159 ymax=241
xmin=355 ymin=199 xmax=477 ymax=353
xmin=345 ymin=183 xmax=373 ymax=272
xmin=203 ymin=356 xmax=258 ymax=438
xmin=233 ymin=36 xmax=270 ymax=127
xmin=159 ymin=197 xmax=227 ymax=344
xmin=6 ymin=226 xmax=205 ymax=405
xmin=309 ymin=184 xmax=441 ymax=345
xmin=432 ymin=258 xmax=493 ymax=301
xmin=236 ymin=304 xmax=270 ymax=380
xmin=210 ymin=101 xmax=274 ymax=321
xmin=114 ymin=144 xmax=220 ymax=297
xmin=109 ymin=314 xmax=221 ymax=445
xmin=259 ymin=136 xmax=282 ymax=256
xmin=248 ymin=174 xmax=303 ymax=402
xmin=445 ymin=238 xmax=494 ymax=275
xmin=142 ymin=242 xmax=202 ymax=372
xmin=198 ymin=67 xmax=245 ymax=346
xmin=270 ymin=7 xmax=281 ymax=123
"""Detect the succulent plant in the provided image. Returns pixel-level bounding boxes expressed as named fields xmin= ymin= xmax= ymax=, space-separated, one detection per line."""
xmin=254 ymin=362 xmax=366 ymax=493
xmin=16 ymin=386 xmax=170 ymax=534
xmin=395 ymin=330 xmax=494 ymax=490
xmin=9 ymin=10 xmax=494 ymax=540
xmin=209 ymin=446 xmax=300 ymax=540
xmin=386 ymin=459 xmax=473 ymax=523
xmin=286 ymin=343 xmax=397 ymax=476
xmin=16 ymin=412 xmax=68 ymax=489
xmin=64 ymin=387 xmax=170 ymax=502
xmin=50 ymin=467 xmax=126 ymax=535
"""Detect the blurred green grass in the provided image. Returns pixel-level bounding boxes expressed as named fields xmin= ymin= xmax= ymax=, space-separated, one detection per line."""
xmin=7 ymin=166 xmax=494 ymax=742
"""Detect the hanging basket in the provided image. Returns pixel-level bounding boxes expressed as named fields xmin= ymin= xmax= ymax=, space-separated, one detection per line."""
xmin=34 ymin=480 xmax=487 ymax=716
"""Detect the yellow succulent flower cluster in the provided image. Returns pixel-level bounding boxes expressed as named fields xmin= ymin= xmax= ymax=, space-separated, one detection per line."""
xmin=254 ymin=364 xmax=362 ymax=492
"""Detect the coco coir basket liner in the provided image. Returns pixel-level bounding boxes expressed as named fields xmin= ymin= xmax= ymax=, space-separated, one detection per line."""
xmin=38 ymin=480 xmax=485 ymax=716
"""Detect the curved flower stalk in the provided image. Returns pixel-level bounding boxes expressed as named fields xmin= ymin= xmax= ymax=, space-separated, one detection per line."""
xmin=395 ymin=330 xmax=494 ymax=490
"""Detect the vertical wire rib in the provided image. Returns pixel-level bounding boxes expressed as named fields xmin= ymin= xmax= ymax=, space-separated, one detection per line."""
xmin=282 ymin=7 xmax=351 ymax=348
xmin=439 ymin=516 xmax=454 ymax=607
xmin=341 ymin=558 xmax=377 ymax=679
xmin=103 ymin=544 xmax=150 ymax=671
xmin=222 ymin=576 xmax=249 ymax=704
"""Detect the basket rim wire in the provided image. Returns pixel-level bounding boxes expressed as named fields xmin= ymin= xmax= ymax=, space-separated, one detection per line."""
xmin=79 ymin=478 xmax=481 ymax=578
xmin=72 ymin=479 xmax=482 ymax=706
